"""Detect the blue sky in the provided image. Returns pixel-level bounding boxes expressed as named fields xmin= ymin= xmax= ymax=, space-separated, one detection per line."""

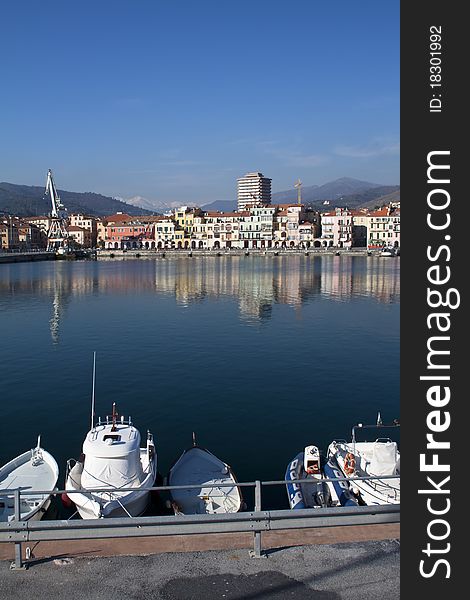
xmin=1 ymin=1 xmax=399 ymax=205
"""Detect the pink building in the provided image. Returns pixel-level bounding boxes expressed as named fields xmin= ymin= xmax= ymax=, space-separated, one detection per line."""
xmin=319 ymin=208 xmax=353 ymax=248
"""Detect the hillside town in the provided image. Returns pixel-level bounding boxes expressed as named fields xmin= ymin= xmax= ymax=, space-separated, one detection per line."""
xmin=1 ymin=172 xmax=400 ymax=252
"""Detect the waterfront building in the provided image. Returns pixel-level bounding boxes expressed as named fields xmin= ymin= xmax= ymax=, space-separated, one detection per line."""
xmin=350 ymin=209 xmax=369 ymax=247
xmin=238 ymin=205 xmax=276 ymax=249
xmin=319 ymin=208 xmax=353 ymax=248
xmin=104 ymin=215 xmax=149 ymax=249
xmin=69 ymin=213 xmax=98 ymax=247
xmin=237 ymin=172 xmax=271 ymax=211
xmin=298 ymin=222 xmax=316 ymax=247
xmin=367 ymin=205 xmax=400 ymax=249
xmin=17 ymin=221 xmax=46 ymax=249
xmin=273 ymin=204 xmax=306 ymax=248
xmin=174 ymin=206 xmax=202 ymax=248
xmin=154 ymin=217 xmax=177 ymax=249
xmin=0 ymin=218 xmax=20 ymax=249
xmin=67 ymin=225 xmax=92 ymax=248
xmin=24 ymin=216 xmax=52 ymax=234
xmin=96 ymin=219 xmax=107 ymax=247
xmin=209 ymin=211 xmax=243 ymax=249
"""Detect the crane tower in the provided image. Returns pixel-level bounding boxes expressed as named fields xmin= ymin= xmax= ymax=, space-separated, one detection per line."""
xmin=45 ymin=169 xmax=68 ymax=252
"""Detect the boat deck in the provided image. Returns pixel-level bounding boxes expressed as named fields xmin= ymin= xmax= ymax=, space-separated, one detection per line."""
xmin=1 ymin=459 xmax=54 ymax=493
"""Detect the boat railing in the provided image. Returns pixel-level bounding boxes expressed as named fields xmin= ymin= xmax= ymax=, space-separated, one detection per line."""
xmin=2 ymin=475 xmax=400 ymax=570
xmin=362 ymin=476 xmax=400 ymax=499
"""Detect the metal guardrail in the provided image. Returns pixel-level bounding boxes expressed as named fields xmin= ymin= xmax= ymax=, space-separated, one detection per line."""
xmin=1 ymin=476 xmax=400 ymax=569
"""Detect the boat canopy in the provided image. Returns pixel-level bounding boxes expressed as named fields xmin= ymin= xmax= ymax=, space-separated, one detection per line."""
xmin=81 ymin=453 xmax=144 ymax=490
xmin=81 ymin=424 xmax=144 ymax=489
xmin=83 ymin=424 xmax=141 ymax=458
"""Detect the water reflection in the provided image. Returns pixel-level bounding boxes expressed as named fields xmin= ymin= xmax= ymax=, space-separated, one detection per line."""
xmin=0 ymin=256 xmax=400 ymax=336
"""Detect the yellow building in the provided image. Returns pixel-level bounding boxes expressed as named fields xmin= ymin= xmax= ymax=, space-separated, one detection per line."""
xmin=174 ymin=206 xmax=202 ymax=247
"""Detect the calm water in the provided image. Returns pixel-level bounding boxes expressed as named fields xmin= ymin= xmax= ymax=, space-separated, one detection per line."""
xmin=0 ymin=255 xmax=399 ymax=509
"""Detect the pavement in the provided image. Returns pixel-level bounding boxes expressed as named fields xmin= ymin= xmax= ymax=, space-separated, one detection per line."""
xmin=0 ymin=539 xmax=400 ymax=600
xmin=0 ymin=525 xmax=400 ymax=600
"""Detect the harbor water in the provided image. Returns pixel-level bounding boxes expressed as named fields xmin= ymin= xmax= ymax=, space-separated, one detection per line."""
xmin=0 ymin=255 xmax=399 ymax=510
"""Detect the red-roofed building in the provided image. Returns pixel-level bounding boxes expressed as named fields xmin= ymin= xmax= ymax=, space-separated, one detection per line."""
xmin=318 ymin=208 xmax=354 ymax=248
xmin=67 ymin=225 xmax=92 ymax=248
xmin=367 ymin=205 xmax=400 ymax=249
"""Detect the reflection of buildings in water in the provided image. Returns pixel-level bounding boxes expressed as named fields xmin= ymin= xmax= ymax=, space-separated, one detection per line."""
xmin=237 ymin=261 xmax=274 ymax=321
xmin=272 ymin=256 xmax=322 ymax=308
xmin=0 ymin=263 xmax=96 ymax=344
xmin=320 ymin=257 xmax=355 ymax=300
xmin=364 ymin=259 xmax=400 ymax=303
xmin=0 ymin=258 xmax=400 ymax=341
xmin=319 ymin=256 xmax=400 ymax=304
xmin=48 ymin=264 xmax=96 ymax=344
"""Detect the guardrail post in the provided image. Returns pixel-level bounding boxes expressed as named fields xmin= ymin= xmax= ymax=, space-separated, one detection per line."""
xmin=250 ymin=480 xmax=264 ymax=558
xmin=10 ymin=489 xmax=26 ymax=571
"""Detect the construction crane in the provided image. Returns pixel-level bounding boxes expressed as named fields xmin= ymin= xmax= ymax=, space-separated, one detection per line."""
xmin=294 ymin=179 xmax=302 ymax=205
xmin=44 ymin=169 xmax=68 ymax=252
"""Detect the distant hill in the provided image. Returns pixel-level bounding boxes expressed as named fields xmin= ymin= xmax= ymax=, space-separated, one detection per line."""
xmin=313 ymin=185 xmax=400 ymax=211
xmin=358 ymin=188 xmax=400 ymax=210
xmin=272 ymin=177 xmax=386 ymax=205
xmin=200 ymin=178 xmax=399 ymax=213
xmin=0 ymin=182 xmax=153 ymax=217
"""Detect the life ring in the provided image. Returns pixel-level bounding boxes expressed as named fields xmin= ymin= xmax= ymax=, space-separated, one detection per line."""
xmin=344 ymin=452 xmax=356 ymax=475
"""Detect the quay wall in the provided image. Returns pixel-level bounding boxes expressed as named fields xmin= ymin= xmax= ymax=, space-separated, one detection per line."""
xmin=0 ymin=248 xmax=394 ymax=264
xmin=0 ymin=251 xmax=56 ymax=264
xmin=96 ymin=248 xmax=381 ymax=259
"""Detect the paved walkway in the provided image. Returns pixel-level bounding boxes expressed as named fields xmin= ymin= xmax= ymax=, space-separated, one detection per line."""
xmin=0 ymin=537 xmax=400 ymax=600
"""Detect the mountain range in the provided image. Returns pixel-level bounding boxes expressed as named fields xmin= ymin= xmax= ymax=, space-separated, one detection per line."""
xmin=201 ymin=178 xmax=399 ymax=212
xmin=0 ymin=182 xmax=153 ymax=217
xmin=0 ymin=177 xmax=399 ymax=218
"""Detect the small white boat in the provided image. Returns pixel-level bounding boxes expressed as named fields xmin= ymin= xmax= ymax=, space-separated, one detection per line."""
xmin=286 ymin=445 xmax=358 ymax=509
xmin=168 ymin=435 xmax=243 ymax=515
xmin=380 ymin=246 xmax=397 ymax=257
xmin=65 ymin=403 xmax=157 ymax=519
xmin=0 ymin=437 xmax=59 ymax=522
xmin=327 ymin=415 xmax=400 ymax=505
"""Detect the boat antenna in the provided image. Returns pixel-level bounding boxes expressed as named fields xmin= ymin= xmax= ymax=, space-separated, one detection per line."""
xmin=90 ymin=351 xmax=96 ymax=431
xmin=192 ymin=431 xmax=197 ymax=446
xmin=111 ymin=402 xmax=118 ymax=432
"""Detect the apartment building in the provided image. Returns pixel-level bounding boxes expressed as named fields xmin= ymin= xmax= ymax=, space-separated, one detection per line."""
xmin=367 ymin=206 xmax=400 ymax=249
xmin=237 ymin=172 xmax=271 ymax=211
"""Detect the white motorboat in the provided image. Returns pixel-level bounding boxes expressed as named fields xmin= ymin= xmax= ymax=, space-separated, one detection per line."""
xmin=286 ymin=445 xmax=358 ymax=509
xmin=0 ymin=436 xmax=59 ymax=522
xmin=327 ymin=415 xmax=400 ymax=505
xmin=168 ymin=435 xmax=243 ymax=515
xmin=65 ymin=403 xmax=157 ymax=519
xmin=380 ymin=246 xmax=397 ymax=257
